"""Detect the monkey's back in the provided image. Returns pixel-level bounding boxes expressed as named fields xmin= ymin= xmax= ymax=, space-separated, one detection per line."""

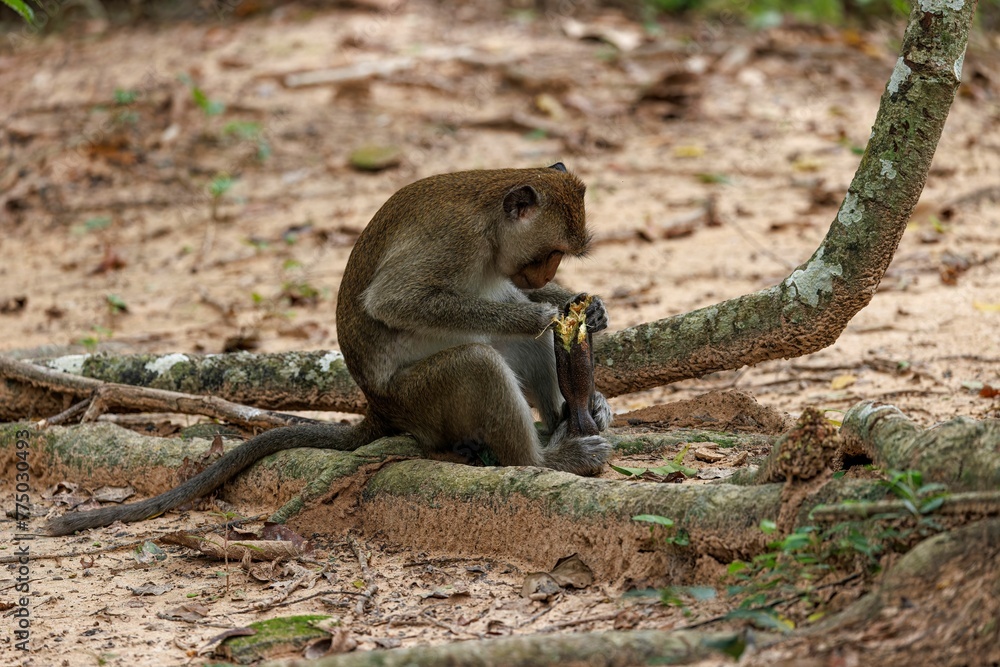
xmin=335 ymin=167 xmax=587 ymax=395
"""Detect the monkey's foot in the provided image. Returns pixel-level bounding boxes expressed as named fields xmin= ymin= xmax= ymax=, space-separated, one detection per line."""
xmin=591 ymin=392 xmax=613 ymax=431
xmin=544 ymin=422 xmax=612 ymax=476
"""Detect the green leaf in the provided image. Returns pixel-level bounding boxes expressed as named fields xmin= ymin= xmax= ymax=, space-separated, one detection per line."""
xmin=632 ymin=514 xmax=674 ymax=527
xmin=669 ymin=529 xmax=690 ymax=547
xmin=208 ymin=174 xmax=234 ymax=198
xmin=727 ymin=560 xmax=748 ymax=575
xmin=696 ymin=172 xmax=731 ymax=184
xmin=672 ymin=443 xmax=690 ymax=466
xmin=114 ymin=88 xmax=139 ymax=105
xmin=2 ymin=0 xmax=35 ymax=22
xmin=648 ymin=462 xmax=698 ymax=477
xmin=609 ymin=464 xmax=647 ymax=477
xmin=190 ymin=84 xmax=225 ymax=116
xmin=106 ymin=294 xmax=127 ymax=312
xmin=919 ymin=496 xmax=945 ymax=514
xmin=223 ymin=120 xmax=261 ymax=139
xmin=703 ymin=633 xmax=747 ymax=660
xmin=759 ymin=519 xmax=778 ymax=534
xmin=621 ymin=588 xmax=660 ymax=599
xmin=682 ymin=585 xmax=717 ymax=601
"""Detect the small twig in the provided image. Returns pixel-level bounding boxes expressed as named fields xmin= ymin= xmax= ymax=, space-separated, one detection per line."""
xmin=349 ymin=535 xmax=378 ymax=615
xmin=539 ymin=611 xmax=620 ymax=633
xmin=420 ymin=610 xmax=467 ymax=637
xmin=43 ymin=399 xmax=90 ymax=425
xmin=517 ymin=604 xmax=555 ymax=628
xmin=231 ymin=588 xmax=364 ymax=614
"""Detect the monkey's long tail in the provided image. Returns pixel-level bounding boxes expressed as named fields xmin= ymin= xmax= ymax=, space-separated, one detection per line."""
xmin=46 ymin=419 xmax=384 ymax=536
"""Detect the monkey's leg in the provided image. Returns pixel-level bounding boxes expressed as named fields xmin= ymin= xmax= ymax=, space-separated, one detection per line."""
xmin=497 ymin=331 xmax=612 ymax=435
xmin=495 ymin=332 xmax=564 ymax=433
xmin=385 ymin=344 xmax=607 ymax=475
xmin=384 ymin=344 xmax=547 ymax=467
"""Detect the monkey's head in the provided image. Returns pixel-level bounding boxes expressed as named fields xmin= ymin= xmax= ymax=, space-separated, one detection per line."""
xmin=493 ymin=163 xmax=590 ymax=290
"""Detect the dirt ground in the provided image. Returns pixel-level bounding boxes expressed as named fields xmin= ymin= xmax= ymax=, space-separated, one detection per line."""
xmin=1 ymin=1 xmax=999 ymax=665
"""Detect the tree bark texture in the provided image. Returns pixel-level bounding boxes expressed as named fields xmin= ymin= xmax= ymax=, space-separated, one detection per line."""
xmin=841 ymin=400 xmax=1000 ymax=490
xmin=9 ymin=420 xmax=892 ymax=583
xmin=270 ymin=629 xmax=746 ymax=667
xmin=0 ymin=350 xmax=365 ymax=421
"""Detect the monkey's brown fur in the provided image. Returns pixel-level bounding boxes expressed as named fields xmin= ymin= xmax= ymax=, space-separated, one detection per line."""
xmin=47 ymin=164 xmax=612 ymax=536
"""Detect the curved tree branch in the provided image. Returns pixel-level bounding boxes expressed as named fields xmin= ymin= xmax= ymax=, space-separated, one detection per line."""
xmin=593 ymin=1 xmax=977 ymax=397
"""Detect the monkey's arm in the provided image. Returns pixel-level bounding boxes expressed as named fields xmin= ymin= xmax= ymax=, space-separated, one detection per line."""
xmin=46 ymin=420 xmax=379 ymax=535
xmin=365 ymin=280 xmax=557 ymax=337
xmin=525 ymin=282 xmax=575 ymax=306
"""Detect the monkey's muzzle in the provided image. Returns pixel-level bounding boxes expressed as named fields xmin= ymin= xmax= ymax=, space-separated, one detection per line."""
xmin=513 ymin=250 xmax=564 ymax=289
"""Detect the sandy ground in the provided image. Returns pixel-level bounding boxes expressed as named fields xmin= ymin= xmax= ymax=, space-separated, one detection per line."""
xmin=1 ymin=1 xmax=998 ymax=665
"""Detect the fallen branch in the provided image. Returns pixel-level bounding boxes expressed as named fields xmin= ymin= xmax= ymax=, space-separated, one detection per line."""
xmin=0 ymin=356 xmax=314 ymax=430
xmin=0 ymin=351 xmax=365 ymax=421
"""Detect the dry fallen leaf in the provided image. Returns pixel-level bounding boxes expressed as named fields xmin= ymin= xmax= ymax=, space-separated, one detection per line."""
xmin=549 ymin=554 xmax=594 ymax=589
xmin=673 ymin=145 xmax=705 ymax=158
xmin=830 ymin=373 xmax=857 ymax=390
xmin=93 ymin=485 xmax=135 ymax=503
xmin=972 ymin=301 xmax=1000 ymax=312
xmin=129 ymin=582 xmax=174 ymax=596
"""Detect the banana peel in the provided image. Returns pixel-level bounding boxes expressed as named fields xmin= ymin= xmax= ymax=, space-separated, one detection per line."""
xmin=553 ymin=294 xmax=599 ymax=437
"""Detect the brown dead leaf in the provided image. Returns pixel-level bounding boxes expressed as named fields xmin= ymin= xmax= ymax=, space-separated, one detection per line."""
xmin=421 ymin=584 xmax=470 ymax=599
xmin=694 ymin=447 xmax=726 ymax=463
xmin=92 ymin=245 xmax=127 ymax=274
xmin=638 ymin=70 xmax=702 ymax=120
xmin=260 ymin=523 xmax=311 ymax=550
xmin=161 ymin=603 xmax=211 ymax=623
xmin=980 ymin=384 xmax=999 ymax=399
xmin=561 ymin=17 xmax=642 ymax=52
xmin=549 ymin=554 xmax=594 ymax=589
xmin=0 ymin=295 xmax=27 ymax=314
xmin=204 ymin=627 xmax=257 ymax=648
xmin=92 ymin=485 xmax=135 ymax=503
xmin=129 ymin=582 xmax=174 ymax=596
xmin=304 ymin=627 xmax=356 ymax=659
xmin=521 ymin=572 xmax=561 ymax=601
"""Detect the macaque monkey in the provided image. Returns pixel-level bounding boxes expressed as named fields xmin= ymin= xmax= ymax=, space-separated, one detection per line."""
xmin=47 ymin=163 xmax=612 ymax=536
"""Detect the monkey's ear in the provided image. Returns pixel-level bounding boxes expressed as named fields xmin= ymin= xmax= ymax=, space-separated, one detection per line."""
xmin=548 ymin=162 xmax=568 ymax=172
xmin=503 ymin=185 xmax=539 ymax=221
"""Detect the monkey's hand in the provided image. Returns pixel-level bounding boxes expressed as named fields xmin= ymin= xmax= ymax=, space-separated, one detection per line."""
xmin=591 ymin=392 xmax=613 ymax=431
xmin=569 ymin=293 xmax=608 ymax=333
